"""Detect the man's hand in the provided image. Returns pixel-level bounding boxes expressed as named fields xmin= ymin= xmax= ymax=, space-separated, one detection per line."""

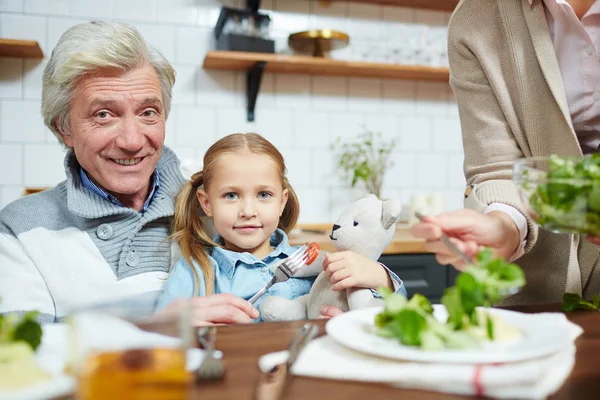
xmin=159 ymin=294 xmax=259 ymax=326
xmin=322 ymin=251 xmax=391 ymax=291
xmin=411 ymin=209 xmax=521 ymax=270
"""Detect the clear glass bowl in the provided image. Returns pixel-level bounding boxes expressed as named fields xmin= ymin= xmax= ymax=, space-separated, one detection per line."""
xmin=513 ymin=155 xmax=600 ymax=236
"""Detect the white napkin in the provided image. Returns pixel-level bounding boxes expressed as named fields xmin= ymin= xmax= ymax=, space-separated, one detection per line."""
xmin=259 ymin=314 xmax=582 ymax=400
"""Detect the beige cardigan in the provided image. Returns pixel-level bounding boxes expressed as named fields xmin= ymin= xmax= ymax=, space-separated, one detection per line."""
xmin=449 ymin=0 xmax=600 ymax=305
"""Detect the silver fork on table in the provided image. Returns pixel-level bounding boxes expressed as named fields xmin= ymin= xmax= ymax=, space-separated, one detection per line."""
xmin=195 ymin=326 xmax=225 ymax=382
xmin=248 ymin=244 xmax=311 ymax=305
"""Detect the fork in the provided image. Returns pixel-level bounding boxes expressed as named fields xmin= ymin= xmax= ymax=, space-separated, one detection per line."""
xmin=253 ymin=323 xmax=320 ymax=400
xmin=195 ymin=326 xmax=225 ymax=382
xmin=414 ymin=211 xmax=474 ymax=265
xmin=248 ymin=244 xmax=311 ymax=305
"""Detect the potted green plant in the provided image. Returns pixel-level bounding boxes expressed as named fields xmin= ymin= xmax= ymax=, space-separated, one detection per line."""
xmin=332 ymin=129 xmax=396 ymax=199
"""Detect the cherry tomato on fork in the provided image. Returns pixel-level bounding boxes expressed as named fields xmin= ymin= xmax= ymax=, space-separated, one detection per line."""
xmin=305 ymin=242 xmax=320 ymax=265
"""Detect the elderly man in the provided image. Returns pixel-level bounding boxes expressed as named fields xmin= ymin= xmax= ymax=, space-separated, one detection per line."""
xmin=0 ymin=21 xmax=258 ymax=324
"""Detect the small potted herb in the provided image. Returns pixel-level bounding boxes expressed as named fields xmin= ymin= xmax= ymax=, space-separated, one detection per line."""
xmin=332 ymin=129 xmax=396 ymax=199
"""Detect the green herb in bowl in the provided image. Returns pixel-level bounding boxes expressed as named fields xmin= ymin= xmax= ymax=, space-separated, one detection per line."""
xmin=513 ymin=154 xmax=600 ymax=236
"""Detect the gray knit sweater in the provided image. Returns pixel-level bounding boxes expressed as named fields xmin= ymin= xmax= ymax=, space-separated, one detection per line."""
xmin=0 ymin=147 xmax=185 ymax=322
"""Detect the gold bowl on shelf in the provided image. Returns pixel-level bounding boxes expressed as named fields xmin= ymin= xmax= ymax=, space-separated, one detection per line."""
xmin=288 ymin=29 xmax=349 ymax=57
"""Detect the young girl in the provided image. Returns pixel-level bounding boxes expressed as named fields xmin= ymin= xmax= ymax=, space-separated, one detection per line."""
xmin=157 ymin=133 xmax=402 ymax=320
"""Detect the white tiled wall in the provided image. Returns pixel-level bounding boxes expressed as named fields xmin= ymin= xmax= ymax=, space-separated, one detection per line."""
xmin=0 ymin=0 xmax=465 ymax=222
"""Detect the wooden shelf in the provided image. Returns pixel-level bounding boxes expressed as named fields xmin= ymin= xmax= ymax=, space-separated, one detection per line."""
xmin=0 ymin=39 xmax=43 ymax=58
xmin=329 ymin=0 xmax=459 ymax=12
xmin=203 ymin=51 xmax=449 ymax=82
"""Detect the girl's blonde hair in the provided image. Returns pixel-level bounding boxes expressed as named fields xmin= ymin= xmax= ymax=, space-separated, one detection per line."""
xmin=171 ymin=133 xmax=300 ymax=295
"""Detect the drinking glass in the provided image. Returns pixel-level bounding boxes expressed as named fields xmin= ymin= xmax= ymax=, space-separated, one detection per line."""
xmin=67 ymin=293 xmax=196 ymax=400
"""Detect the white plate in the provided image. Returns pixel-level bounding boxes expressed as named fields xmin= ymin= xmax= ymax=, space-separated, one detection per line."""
xmin=0 ymin=324 xmax=204 ymax=400
xmin=326 ymin=305 xmax=572 ymax=364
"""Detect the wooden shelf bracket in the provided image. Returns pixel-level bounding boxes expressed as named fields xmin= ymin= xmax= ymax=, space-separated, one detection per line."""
xmin=246 ymin=61 xmax=266 ymax=122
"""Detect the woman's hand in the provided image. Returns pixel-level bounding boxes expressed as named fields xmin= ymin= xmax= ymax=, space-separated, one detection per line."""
xmin=411 ymin=209 xmax=521 ymax=270
xmin=159 ymin=293 xmax=259 ymax=326
xmin=322 ymin=251 xmax=391 ymax=291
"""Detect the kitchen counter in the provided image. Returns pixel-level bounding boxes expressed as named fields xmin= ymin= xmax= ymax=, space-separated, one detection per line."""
xmin=288 ymin=223 xmax=428 ymax=254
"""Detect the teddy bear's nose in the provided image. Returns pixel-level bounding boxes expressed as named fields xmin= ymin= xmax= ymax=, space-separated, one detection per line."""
xmin=332 ymin=224 xmax=341 ymax=232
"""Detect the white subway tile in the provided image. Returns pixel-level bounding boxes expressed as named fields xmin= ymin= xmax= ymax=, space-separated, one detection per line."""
xmin=171 ymin=65 xmax=197 ymax=105
xmin=0 ymin=185 xmax=25 ymax=210
xmin=256 ymin=109 xmax=293 ymax=149
xmin=329 ymin=111 xmax=364 ymax=141
xmin=310 ymin=0 xmax=348 ymax=32
xmin=0 ymin=101 xmax=46 ymax=142
xmin=46 ymin=128 xmax=59 ymax=144
xmin=197 ymin=70 xmax=238 ymax=107
xmin=295 ymin=186 xmax=331 ymax=223
xmin=197 ymin=0 xmax=239 ymax=28
xmin=348 ymin=3 xmax=382 ymax=39
xmin=173 ymin=105 xmax=216 ymax=148
xmin=382 ymin=80 xmax=416 ymax=115
xmin=170 ymin=146 xmax=196 ymax=164
xmin=25 ymin=0 xmax=68 ymax=15
xmin=281 ymin=148 xmax=312 ymax=186
xmin=416 ymin=81 xmax=450 ymax=116
xmin=175 ymin=27 xmax=212 ymax=65
xmin=216 ymin=107 xmax=257 ymax=139
xmin=0 ymin=14 xmax=47 ymax=54
xmin=0 ymin=0 xmax=23 ymax=12
xmin=311 ymin=148 xmax=343 ymax=188
xmin=432 ymin=117 xmax=463 ymax=152
xmin=348 ymin=77 xmax=381 ymax=113
xmin=276 ymin=74 xmax=311 ymax=110
xmin=329 ymin=186 xmax=369 ymax=220
xmin=0 ymin=144 xmax=22 ymax=184
xmin=23 ymin=59 xmax=45 ymax=100
xmin=134 ymin=24 xmax=176 ymax=64
xmin=0 ymin=58 xmax=23 ymax=99
xmin=156 ymin=0 xmax=199 ymax=26
xmin=439 ymin=189 xmax=465 ymax=211
xmin=111 ymin=0 xmax=157 ymax=22
xmin=384 ymin=152 xmax=416 ymax=189
xmin=291 ymin=110 xmax=329 ymax=148
xmin=164 ymin=107 xmax=177 ymax=147
xmin=46 ymin=17 xmax=88 ymax=55
xmin=271 ymin=0 xmax=310 ymax=34
xmin=447 ymin=154 xmax=465 ymax=188
xmin=23 ymin=144 xmax=66 ymax=186
xmin=68 ymin=0 xmax=111 ymax=19
xmin=311 ymin=76 xmax=346 ymax=111
xmin=364 ymin=114 xmax=399 ymax=144
xmin=416 ymin=153 xmax=447 ymax=189
xmin=399 ymin=116 xmax=431 ymax=151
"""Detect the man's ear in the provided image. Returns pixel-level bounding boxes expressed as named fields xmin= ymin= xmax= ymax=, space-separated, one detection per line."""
xmin=280 ymin=188 xmax=289 ymax=216
xmin=55 ymin=122 xmax=73 ymax=148
xmin=196 ymin=189 xmax=213 ymax=217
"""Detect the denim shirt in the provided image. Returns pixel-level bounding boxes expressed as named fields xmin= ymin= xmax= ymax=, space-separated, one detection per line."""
xmin=156 ymin=230 xmax=315 ymax=320
xmin=156 ymin=229 xmax=407 ymax=321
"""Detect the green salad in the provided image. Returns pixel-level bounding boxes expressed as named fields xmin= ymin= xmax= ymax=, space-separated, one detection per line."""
xmin=375 ymin=249 xmax=525 ymax=350
xmin=525 ymin=153 xmax=600 ymax=235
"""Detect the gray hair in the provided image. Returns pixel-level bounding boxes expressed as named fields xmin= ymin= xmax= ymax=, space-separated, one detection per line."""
xmin=42 ymin=21 xmax=176 ymax=145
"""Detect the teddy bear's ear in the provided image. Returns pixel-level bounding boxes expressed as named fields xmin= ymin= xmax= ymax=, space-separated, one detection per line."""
xmin=381 ymin=199 xmax=402 ymax=229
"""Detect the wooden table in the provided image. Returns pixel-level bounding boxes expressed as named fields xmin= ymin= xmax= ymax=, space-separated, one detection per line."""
xmin=191 ymin=304 xmax=600 ymax=399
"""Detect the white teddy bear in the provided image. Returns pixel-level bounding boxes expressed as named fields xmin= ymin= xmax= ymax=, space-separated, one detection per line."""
xmin=260 ymin=194 xmax=402 ymax=321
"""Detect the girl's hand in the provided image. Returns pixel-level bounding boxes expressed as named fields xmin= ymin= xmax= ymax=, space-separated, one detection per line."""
xmin=322 ymin=251 xmax=391 ymax=291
